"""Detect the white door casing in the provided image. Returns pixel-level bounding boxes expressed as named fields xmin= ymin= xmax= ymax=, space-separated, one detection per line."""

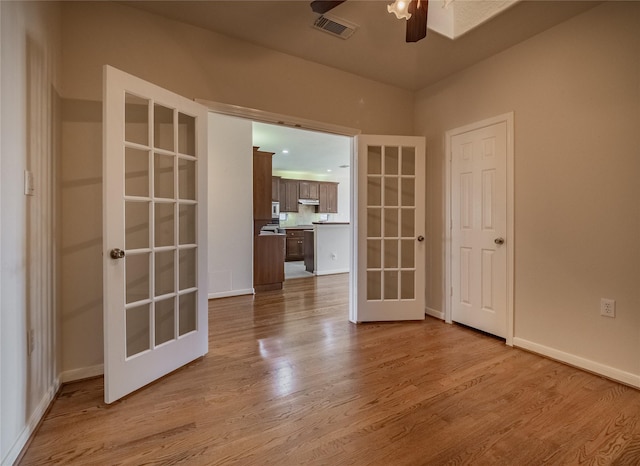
xmin=445 ymin=113 xmax=514 ymax=343
xmin=351 ymin=135 xmax=426 ymax=322
xmin=103 ymin=65 xmax=208 ymax=403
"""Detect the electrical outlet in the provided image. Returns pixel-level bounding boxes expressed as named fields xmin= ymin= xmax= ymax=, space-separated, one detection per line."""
xmin=600 ymin=298 xmax=615 ymax=318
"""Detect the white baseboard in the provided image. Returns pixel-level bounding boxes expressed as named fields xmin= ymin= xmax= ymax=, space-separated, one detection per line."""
xmin=315 ymin=269 xmax=349 ymax=276
xmin=3 ymin=378 xmax=60 ymax=466
xmin=425 ymin=307 xmax=444 ymax=320
xmin=208 ymin=288 xmax=254 ymax=300
xmin=60 ymin=363 xmax=104 ymax=383
xmin=513 ymin=337 xmax=640 ymax=389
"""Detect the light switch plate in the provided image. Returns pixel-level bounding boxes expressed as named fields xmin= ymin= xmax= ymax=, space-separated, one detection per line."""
xmin=24 ymin=170 xmax=34 ymax=196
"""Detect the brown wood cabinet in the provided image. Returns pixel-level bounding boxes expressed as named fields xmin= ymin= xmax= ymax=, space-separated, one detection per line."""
xmin=253 ymin=147 xmax=284 ymax=292
xmin=254 ymin=234 xmax=285 ymax=292
xmin=272 ymin=176 xmax=280 ymax=202
xmin=280 ymin=179 xmax=299 ymax=212
xmin=253 ymin=148 xmax=274 ymax=222
xmin=278 ymin=178 xmax=339 ymax=214
xmin=304 ymin=230 xmax=314 ymax=273
xmin=299 ymin=181 xmax=319 ymax=200
xmin=285 ymin=229 xmax=305 ymax=261
xmin=319 ymin=182 xmax=338 ymax=213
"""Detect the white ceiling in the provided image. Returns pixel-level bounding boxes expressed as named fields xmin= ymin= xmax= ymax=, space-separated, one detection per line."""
xmin=123 ymin=0 xmax=599 ymax=91
xmin=253 ymin=122 xmax=351 ymax=178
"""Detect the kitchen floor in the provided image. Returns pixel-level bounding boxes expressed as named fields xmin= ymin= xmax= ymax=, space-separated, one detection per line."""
xmin=284 ymin=261 xmax=314 ymax=280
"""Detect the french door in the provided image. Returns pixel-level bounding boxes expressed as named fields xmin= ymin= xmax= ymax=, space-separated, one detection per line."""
xmin=103 ymin=66 xmax=208 ymax=403
xmin=351 ymin=135 xmax=426 ymax=322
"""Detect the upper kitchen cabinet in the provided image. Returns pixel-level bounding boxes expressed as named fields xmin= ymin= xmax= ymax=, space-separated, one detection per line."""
xmin=272 ymin=176 xmax=281 ymax=202
xmin=319 ymin=182 xmax=338 ymax=213
xmin=253 ymin=147 xmax=274 ymax=221
xmin=280 ymin=178 xmax=299 ymax=212
xmin=299 ymin=180 xmax=319 ymax=200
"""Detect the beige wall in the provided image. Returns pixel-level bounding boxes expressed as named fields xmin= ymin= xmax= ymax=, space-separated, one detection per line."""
xmin=1 ymin=1 xmax=61 ymax=463
xmin=416 ymin=1 xmax=640 ymax=380
xmin=61 ymin=2 xmax=413 ymax=135
xmin=59 ymin=1 xmax=415 ymax=377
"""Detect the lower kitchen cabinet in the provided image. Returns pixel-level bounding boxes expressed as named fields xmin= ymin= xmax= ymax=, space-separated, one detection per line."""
xmin=304 ymin=230 xmax=314 ymax=273
xmin=254 ymin=233 xmax=285 ymax=291
xmin=285 ymin=229 xmax=305 ymax=261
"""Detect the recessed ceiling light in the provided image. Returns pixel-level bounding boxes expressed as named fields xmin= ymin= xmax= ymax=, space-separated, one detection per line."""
xmin=282 ymin=149 xmax=289 ymax=154
xmin=327 ymin=169 xmax=332 ymax=172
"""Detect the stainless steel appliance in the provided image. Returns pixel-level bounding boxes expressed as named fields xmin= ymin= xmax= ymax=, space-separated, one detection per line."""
xmin=271 ymin=202 xmax=280 ymax=223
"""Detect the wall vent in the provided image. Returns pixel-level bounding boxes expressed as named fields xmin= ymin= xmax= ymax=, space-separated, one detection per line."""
xmin=312 ymin=15 xmax=357 ymax=39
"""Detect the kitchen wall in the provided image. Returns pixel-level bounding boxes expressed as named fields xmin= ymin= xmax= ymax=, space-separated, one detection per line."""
xmin=58 ymin=1 xmax=413 ymax=380
xmin=415 ymin=1 xmax=640 ymax=384
xmin=1 ymin=2 xmax=62 ymax=464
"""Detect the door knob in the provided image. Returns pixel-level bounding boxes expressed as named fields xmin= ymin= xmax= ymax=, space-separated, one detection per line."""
xmin=494 ymin=237 xmax=505 ymax=245
xmin=110 ymin=248 xmax=125 ymax=259
xmin=417 ymin=235 xmax=425 ymax=242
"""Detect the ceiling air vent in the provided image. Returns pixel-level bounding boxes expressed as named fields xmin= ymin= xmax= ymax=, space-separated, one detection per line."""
xmin=312 ymin=15 xmax=357 ymax=39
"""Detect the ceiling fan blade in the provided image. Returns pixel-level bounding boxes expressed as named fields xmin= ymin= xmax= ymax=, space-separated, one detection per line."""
xmin=406 ymin=0 xmax=428 ymax=42
xmin=310 ymin=0 xmax=347 ymax=15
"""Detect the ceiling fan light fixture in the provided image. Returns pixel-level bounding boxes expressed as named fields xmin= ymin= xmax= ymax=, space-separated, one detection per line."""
xmin=387 ymin=0 xmax=412 ymax=20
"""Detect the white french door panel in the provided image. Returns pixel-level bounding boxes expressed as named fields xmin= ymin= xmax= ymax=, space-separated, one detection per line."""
xmin=450 ymin=121 xmax=508 ymax=338
xmin=351 ymin=135 xmax=426 ymax=322
xmin=103 ymin=65 xmax=208 ymax=403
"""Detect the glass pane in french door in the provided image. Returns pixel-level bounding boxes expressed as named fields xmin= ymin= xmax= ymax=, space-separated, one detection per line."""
xmin=366 ymin=144 xmax=416 ymax=302
xmin=123 ymin=93 xmax=198 ymax=358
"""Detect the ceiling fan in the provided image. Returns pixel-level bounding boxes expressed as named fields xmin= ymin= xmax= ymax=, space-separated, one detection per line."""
xmin=310 ymin=0 xmax=428 ymax=42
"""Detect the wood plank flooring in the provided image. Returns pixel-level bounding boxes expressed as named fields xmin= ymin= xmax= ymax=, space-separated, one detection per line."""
xmin=20 ymin=274 xmax=640 ymax=465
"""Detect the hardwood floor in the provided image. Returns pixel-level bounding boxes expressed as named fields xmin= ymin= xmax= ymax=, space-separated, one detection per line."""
xmin=20 ymin=274 xmax=640 ymax=465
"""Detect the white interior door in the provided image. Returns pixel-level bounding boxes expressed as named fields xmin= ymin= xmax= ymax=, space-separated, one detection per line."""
xmin=351 ymin=135 xmax=426 ymax=322
xmin=103 ymin=65 xmax=208 ymax=403
xmin=450 ymin=121 xmax=507 ymax=337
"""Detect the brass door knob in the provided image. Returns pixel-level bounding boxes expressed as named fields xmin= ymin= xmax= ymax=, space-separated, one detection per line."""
xmin=110 ymin=248 xmax=125 ymax=259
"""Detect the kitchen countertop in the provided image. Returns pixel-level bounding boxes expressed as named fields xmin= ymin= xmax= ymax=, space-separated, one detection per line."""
xmin=283 ymin=225 xmax=314 ymax=229
xmin=312 ymin=222 xmax=350 ymax=225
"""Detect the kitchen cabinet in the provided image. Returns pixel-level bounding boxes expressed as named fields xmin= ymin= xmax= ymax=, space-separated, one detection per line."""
xmin=319 ymin=182 xmax=338 ymax=213
xmin=272 ymin=176 xmax=280 ymax=202
xmin=285 ymin=229 xmax=305 ymax=261
xmin=280 ymin=179 xmax=299 ymax=212
xmin=253 ymin=147 xmax=283 ymax=292
xmin=254 ymin=233 xmax=285 ymax=292
xmin=304 ymin=230 xmax=314 ymax=273
xmin=299 ymin=181 xmax=319 ymax=200
xmin=253 ymin=147 xmax=274 ymax=221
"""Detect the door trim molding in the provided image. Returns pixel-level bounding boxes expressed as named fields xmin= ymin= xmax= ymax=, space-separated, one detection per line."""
xmin=196 ymin=99 xmax=361 ymax=137
xmin=444 ymin=112 xmax=515 ymax=345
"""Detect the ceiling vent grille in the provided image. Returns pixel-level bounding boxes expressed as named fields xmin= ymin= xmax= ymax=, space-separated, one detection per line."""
xmin=312 ymin=15 xmax=357 ymax=39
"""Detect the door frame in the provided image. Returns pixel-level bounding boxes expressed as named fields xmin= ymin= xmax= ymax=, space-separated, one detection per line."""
xmin=444 ymin=112 xmax=515 ymax=345
xmin=196 ymin=99 xmax=362 ymax=319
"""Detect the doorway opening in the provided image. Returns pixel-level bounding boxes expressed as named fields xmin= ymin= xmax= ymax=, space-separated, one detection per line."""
xmin=203 ymin=101 xmax=358 ymax=303
xmin=252 ymin=121 xmax=352 ymax=282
